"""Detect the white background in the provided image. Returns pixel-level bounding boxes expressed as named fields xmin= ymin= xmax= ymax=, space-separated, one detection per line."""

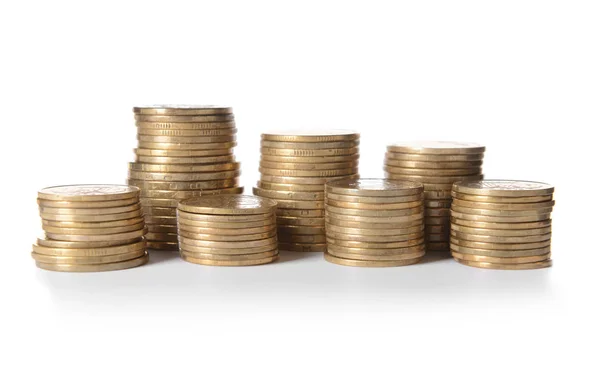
xmin=0 ymin=1 xmax=598 ymax=381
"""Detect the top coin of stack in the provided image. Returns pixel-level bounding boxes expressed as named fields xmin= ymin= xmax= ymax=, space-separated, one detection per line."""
xmin=32 ymin=184 xmax=149 ymax=272
xmin=253 ymin=129 xmax=360 ymax=252
xmin=450 ymin=180 xmax=555 ymax=270
xmin=384 ymin=141 xmax=485 ymax=251
xmin=128 ymin=105 xmax=243 ymax=251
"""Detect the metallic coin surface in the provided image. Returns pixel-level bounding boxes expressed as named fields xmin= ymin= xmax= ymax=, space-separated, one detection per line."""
xmin=450 ymin=210 xmax=552 ymax=223
xmin=37 ymin=197 xmax=139 ymax=209
xmin=36 ymin=254 xmax=149 ymax=272
xmin=324 ymin=252 xmax=422 ymax=267
xmin=326 ymin=199 xmax=422 ymax=210
xmin=178 ymin=236 xmax=277 ymax=249
xmin=326 ymin=224 xmax=423 ymax=236
xmin=256 ymin=181 xmax=325 ymax=192
xmin=135 ymin=155 xmax=235 ymax=165
xmin=41 ymin=210 xmax=142 ymax=223
xmin=451 ymin=231 xmax=552 ymax=243
xmin=451 ymin=205 xmax=553 ymax=217
xmin=451 ymin=199 xmax=555 ymax=211
xmin=42 ymin=222 xmax=145 ymax=235
xmin=129 ymin=178 xmax=238 ymax=191
xmin=326 ymin=237 xmax=425 ymax=249
xmin=270 ymin=198 xmax=325 ymax=209
xmin=387 ymin=141 xmax=485 ymax=155
xmin=133 ymin=105 xmax=233 ymax=115
xmin=277 ymin=234 xmax=326 ymax=244
xmin=277 ymin=208 xmax=325 ymax=218
xmin=38 ymin=202 xmax=141 ymax=216
xmin=146 ymin=241 xmax=178 ymax=250
xmin=386 ymin=152 xmax=484 ymax=162
xmin=42 ymin=216 xmax=145 ymax=229
xmin=38 ymin=184 xmax=140 ymax=202
xmin=259 ymin=167 xmax=358 ymax=177
xmin=252 ymin=187 xmax=324 ymax=201
xmin=261 ymin=154 xmax=360 ymax=164
xmin=143 ymin=215 xmax=178 ymax=225
xmin=181 ymin=243 xmax=278 ymax=255
xmin=326 ymin=178 xmax=423 ymax=197
xmin=325 ymin=216 xmax=423 ymax=229
xmin=179 ymin=224 xmax=276 ymax=235
xmin=449 ymin=243 xmax=551 ymax=257
xmin=129 ymin=162 xmax=240 ymax=173
xmin=384 ymin=166 xmax=482 ymax=176
xmin=450 ymin=223 xmax=552 ymax=236
xmin=140 ymin=187 xmax=243 ymax=199
xmin=260 ymin=174 xmax=359 ymax=185
xmin=276 ymin=216 xmax=325 ymax=226
xmin=325 ymin=192 xmax=422 ymax=204
xmin=181 ymin=249 xmax=279 ymax=261
xmin=450 ymin=217 xmax=552 ymax=230
xmin=325 ymin=211 xmax=424 ymax=223
xmin=145 ymin=232 xmax=178 ymax=241
xmin=261 ymin=140 xmax=358 ymax=149
xmin=137 ymin=134 xmax=236 ymax=144
xmin=386 ymin=173 xmax=484 ymax=184
xmin=178 ymin=195 xmax=277 ymax=215
xmin=454 ymin=258 xmax=552 ymax=270
xmin=32 ymin=250 xmax=147 ymax=265
xmin=453 ymin=180 xmax=554 ymax=197
xmin=137 ymin=128 xmax=237 ymax=136
xmin=146 ymin=224 xmax=178 ymax=233
xmin=178 ymin=216 xmax=275 ymax=229
xmin=134 ymin=148 xmax=233 ymax=157
xmin=424 ymin=190 xmax=453 ymax=200
xmin=181 ymin=254 xmax=277 ymax=266
xmin=140 ymin=198 xmax=179 ymax=208
xmin=277 ymin=225 xmax=326 ymax=235
xmin=179 ymin=229 xmax=276 ymax=242
xmin=32 ymin=240 xmax=146 ymax=256
xmin=128 ymin=169 xmax=240 ymax=182
xmin=451 ymin=192 xmax=553 ymax=204
xmin=136 ymin=121 xmax=236 ymax=130
xmin=451 ymin=251 xmax=551 ymax=264
xmin=137 ymin=141 xmax=237 ymax=150
xmin=425 ymin=200 xmax=452 ymax=208
xmin=327 ymin=243 xmax=426 ymax=256
xmin=142 ymin=206 xmax=176 ymax=216
xmin=326 ymin=205 xmax=423 ymax=217
xmin=278 ymin=242 xmax=327 ymax=252
xmin=426 ymin=242 xmax=451 ymax=251
xmin=424 ymin=208 xmax=451 ymax=217
xmin=134 ymin=114 xmax=235 ymax=123
xmin=177 ymin=210 xmax=273 ymax=222
xmin=450 ymin=238 xmax=552 ymax=251
xmin=260 ymin=147 xmax=359 ymax=157
xmin=260 ymin=160 xmax=358 ymax=171
xmin=384 ymin=159 xmax=484 ymax=169
xmin=326 ymin=247 xmax=425 ymax=261
xmin=261 ymin=130 xmax=359 ymax=142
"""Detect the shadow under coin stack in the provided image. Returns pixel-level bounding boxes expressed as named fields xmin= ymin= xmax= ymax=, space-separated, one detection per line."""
xmin=176 ymin=195 xmax=279 ymax=266
xmin=450 ymin=180 xmax=554 ymax=270
xmin=384 ymin=141 xmax=485 ymax=251
xmin=253 ymin=130 xmax=360 ymax=252
xmin=128 ymin=105 xmax=243 ymax=251
xmin=324 ymin=178 xmax=426 ymax=267
xmin=32 ymin=185 xmax=148 ymax=272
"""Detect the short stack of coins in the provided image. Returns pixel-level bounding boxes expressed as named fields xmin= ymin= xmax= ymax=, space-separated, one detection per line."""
xmin=324 ymin=178 xmax=426 ymax=267
xmin=32 ymin=185 xmax=148 ymax=272
xmin=253 ymin=130 xmax=360 ymax=252
xmin=384 ymin=141 xmax=485 ymax=251
xmin=450 ymin=180 xmax=554 ymax=270
xmin=176 ymin=195 xmax=279 ymax=266
xmin=128 ymin=105 xmax=243 ymax=251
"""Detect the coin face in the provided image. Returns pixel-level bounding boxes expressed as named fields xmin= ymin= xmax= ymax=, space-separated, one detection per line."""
xmin=133 ymin=105 xmax=233 ymax=115
xmin=387 ymin=141 xmax=485 ymax=154
xmin=326 ymin=178 xmax=423 ymax=197
xmin=178 ymin=195 xmax=277 ymax=215
xmin=38 ymin=184 xmax=140 ymax=202
xmin=453 ymin=180 xmax=554 ymax=197
xmin=261 ymin=129 xmax=359 ymax=142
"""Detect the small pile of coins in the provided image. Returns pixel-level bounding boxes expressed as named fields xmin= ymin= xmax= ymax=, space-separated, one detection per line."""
xmin=324 ymin=178 xmax=426 ymax=267
xmin=32 ymin=185 xmax=148 ymax=272
xmin=450 ymin=180 xmax=554 ymax=270
xmin=127 ymin=105 xmax=243 ymax=251
xmin=253 ymin=130 xmax=360 ymax=252
xmin=176 ymin=195 xmax=279 ymax=266
xmin=384 ymin=141 xmax=485 ymax=251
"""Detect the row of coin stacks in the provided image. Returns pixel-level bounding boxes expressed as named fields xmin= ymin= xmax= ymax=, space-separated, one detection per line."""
xmin=32 ymin=185 xmax=148 ymax=272
xmin=384 ymin=141 xmax=485 ymax=251
xmin=253 ymin=130 xmax=360 ymax=252
xmin=127 ymin=105 xmax=243 ymax=250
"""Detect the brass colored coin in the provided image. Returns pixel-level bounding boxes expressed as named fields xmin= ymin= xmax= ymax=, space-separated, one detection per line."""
xmin=146 ymin=224 xmax=178 ymax=233
xmin=140 ymin=187 xmax=243 ymax=199
xmin=130 ymin=162 xmax=240 ymax=173
xmin=180 ymin=242 xmax=278 ymax=255
xmin=451 ymin=205 xmax=554 ymax=217
xmin=452 ymin=180 xmax=554 ymax=197
xmin=260 ymin=154 xmax=360 ymax=164
xmin=37 ymin=197 xmax=139 ymax=209
xmin=41 ymin=210 xmax=142 ymax=223
xmin=133 ymin=105 xmax=233 ymax=115
xmin=425 ymin=200 xmax=452 ymax=208
xmin=384 ymin=159 xmax=484 ymax=169
xmin=451 ymin=231 xmax=552 ymax=243
xmin=260 ymin=160 xmax=358 ymax=170
xmin=427 ymin=242 xmax=451 ymax=251
xmin=42 ymin=216 xmax=145 ymax=229
xmin=450 ymin=237 xmax=551 ymax=251
xmin=271 ymin=198 xmax=325 ymax=209
xmin=38 ymin=184 xmax=140 ymax=202
xmin=451 ymin=199 xmax=555 ymax=211
xmin=178 ymin=236 xmax=277 ymax=249
xmin=326 ymin=230 xmax=423 ymax=243
xmin=327 ymin=237 xmax=425 ymax=249
xmin=450 ymin=217 xmax=552 ymax=230
xmin=276 ymin=208 xmax=325 ymax=218
xmin=277 ymin=234 xmax=326 ymax=244
xmin=324 ymin=252 xmax=421 ymax=267
xmin=137 ymin=128 xmax=236 ymax=137
xmin=134 ymin=114 xmax=235 ymax=123
xmin=450 ymin=223 xmax=552 ymax=237
xmin=252 ymin=187 xmax=324 ymax=201
xmin=278 ymin=225 xmax=326 ymax=235
xmin=145 ymin=232 xmax=178 ymax=241
xmin=36 ymin=254 xmax=149 ymax=272
xmin=128 ymin=169 xmax=240 ymax=182
xmin=260 ymin=174 xmax=359 ymax=185
xmin=424 ymin=217 xmax=449 ymax=225
xmin=260 ymin=147 xmax=359 ymax=157
xmin=134 ymin=148 xmax=233 ymax=157
xmin=326 ymin=199 xmax=422 ymax=210
xmin=425 ymin=233 xmax=449 ymax=242
xmin=325 ymin=211 xmax=424 ymax=223
xmin=278 ymin=242 xmax=327 ymax=252
xmin=261 ymin=130 xmax=359 ymax=142
xmin=42 ymin=222 xmax=145 ymax=235
xmin=384 ymin=166 xmax=482 ymax=176
xmin=140 ymin=198 xmax=179 ymax=208
xmin=454 ymin=258 xmax=552 ymax=270
xmin=142 ymin=206 xmax=176 ymax=216
xmin=259 ymin=166 xmax=357 ymax=177
xmin=450 ymin=192 xmax=553 ymax=204
xmin=326 ymin=248 xmax=425 ymax=261
xmin=326 ymin=178 xmax=423 ymax=197
xmin=179 ymin=229 xmax=276 ymax=242
xmin=178 ymin=216 xmax=275 ymax=229
xmin=135 ymin=155 xmax=235 ymax=165
xmin=326 ymin=205 xmax=423 ymax=217
xmin=325 ymin=192 xmax=422 ymax=204
xmin=39 ymin=202 xmax=141 ymax=216
xmin=387 ymin=141 xmax=485 ymax=155
xmin=421 ymin=183 xmax=454 ymax=191
xmin=449 ymin=243 xmax=551 ymax=257
xmin=325 ymin=217 xmax=423 ymax=229
xmin=452 ymin=251 xmax=551 ymax=264
xmin=181 ymin=249 xmax=279 ymax=261
xmin=327 ymin=243 xmax=426 ymax=256
xmin=261 ymin=140 xmax=359 ymax=149
xmin=178 ymin=194 xmax=277 ymax=215
xmin=146 ymin=241 xmax=178 ymax=250
xmin=424 ymin=190 xmax=453 ymax=200
xmin=256 ymin=181 xmax=325 ymax=192
xmin=137 ymin=141 xmax=237 ymax=150
xmin=137 ymin=134 xmax=235 ymax=144
xmin=178 ymin=224 xmax=276 ymax=235
xmin=32 ymin=240 xmax=146 ymax=256
xmin=32 ymin=250 xmax=146 ymax=265
xmin=450 ymin=210 xmax=552 ymax=223
xmin=129 ymin=178 xmax=238 ymax=191
xmin=424 ymin=208 xmax=451 ymax=217
xmin=135 ymin=121 xmax=236 ymax=130
xmin=181 ymin=254 xmax=277 ymax=266
xmin=177 ymin=209 xmax=273 ymax=222
xmin=425 ymin=225 xmax=450 ymax=234
xmin=45 ymin=227 xmax=147 ymax=242
xmin=277 ymin=216 xmax=325 ymax=226
xmin=386 ymin=152 xmax=484 ymax=162
xmin=326 ymin=224 xmax=423 ymax=236
xmin=386 ymin=173 xmax=484 ymax=184
xmin=143 ymin=215 xmax=178 ymax=225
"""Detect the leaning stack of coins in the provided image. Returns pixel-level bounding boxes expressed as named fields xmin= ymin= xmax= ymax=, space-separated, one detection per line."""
xmin=32 ymin=185 xmax=148 ymax=272
xmin=384 ymin=141 xmax=485 ymax=251
xmin=253 ymin=130 xmax=360 ymax=252
xmin=450 ymin=180 xmax=554 ymax=270
xmin=176 ymin=195 xmax=279 ymax=266
xmin=324 ymin=178 xmax=426 ymax=267
xmin=128 ymin=105 xmax=243 ymax=251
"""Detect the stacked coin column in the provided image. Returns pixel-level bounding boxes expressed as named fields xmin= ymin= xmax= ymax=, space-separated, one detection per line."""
xmin=253 ymin=130 xmax=360 ymax=252
xmin=32 ymin=185 xmax=148 ymax=272
xmin=176 ymin=195 xmax=278 ymax=266
xmin=324 ymin=179 xmax=426 ymax=267
xmin=450 ymin=180 xmax=554 ymax=270
xmin=127 ymin=105 xmax=243 ymax=251
xmin=384 ymin=141 xmax=485 ymax=251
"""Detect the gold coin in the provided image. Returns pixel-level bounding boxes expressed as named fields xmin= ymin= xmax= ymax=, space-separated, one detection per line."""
xmin=424 ymin=190 xmax=453 ymax=200
xmin=386 ymin=173 xmax=484 ymax=184
xmin=145 ymin=232 xmax=178 ymax=241
xmin=421 ymin=183 xmax=454 ymax=191
xmin=325 ymin=205 xmax=423 ymax=217
xmin=386 ymin=152 xmax=484 ymax=162
xmin=178 ymin=194 xmax=277 ymax=215
xmin=42 ymin=216 xmax=145 ymax=229
xmin=181 ymin=242 xmax=278 ymax=255
xmin=278 ymin=242 xmax=327 ymax=252
xmin=454 ymin=258 xmax=552 ymax=270
xmin=276 ymin=216 xmax=325 ymax=226
xmin=32 ymin=240 xmax=146 ymax=256
xmin=450 ymin=217 xmax=552 ymax=230
xmin=451 ymin=205 xmax=553 ymax=217
xmin=181 ymin=254 xmax=277 ymax=266
xmin=134 ymin=114 xmax=235 ymax=123
xmin=261 ymin=154 xmax=360 ymax=164
xmin=451 ymin=251 xmax=551 ymax=264
xmin=252 ymin=187 xmax=324 ymax=201
xmin=326 ymin=247 xmax=425 ymax=261
xmin=424 ymin=217 xmax=449 ymax=225
xmin=181 ymin=249 xmax=279 ymax=261
xmin=449 ymin=243 xmax=551 ymax=257
xmin=384 ymin=159 xmax=484 ymax=169
xmin=450 ymin=238 xmax=551 ymax=251
xmin=133 ymin=105 xmax=233 ymax=115
xmin=261 ymin=140 xmax=359 ymax=149
xmin=179 ymin=229 xmax=276 ymax=242
xmin=326 ymin=224 xmax=423 ymax=236
xmin=424 ymin=208 xmax=450 ymax=217
xmin=325 ymin=216 xmax=423 ymax=229
xmin=327 ymin=243 xmax=426 ymax=256
xmin=324 ymin=252 xmax=421 ymax=267
xmin=42 ymin=222 xmax=146 ymax=235
xmin=424 ymin=200 xmax=452 ymax=208
xmin=387 ymin=141 xmax=485 ymax=155
xmin=256 ymin=181 xmax=325 ymax=192
xmin=260 ymin=174 xmax=359 ymax=185
xmin=326 ymin=178 xmax=423 ymax=197
xmin=451 ymin=199 xmax=555 ymax=211
xmin=36 ymin=254 xmax=149 ymax=272
xmin=178 ymin=224 xmax=276 ymax=235
xmin=271 ymin=198 xmax=325 ymax=209
xmin=178 ymin=216 xmax=275 ymax=229
xmin=140 ymin=198 xmax=179 ymax=208
xmin=277 ymin=234 xmax=326 ymax=244
xmin=277 ymin=225 xmax=325 ymax=235
xmin=134 ymin=148 xmax=233 ymax=157
xmin=451 ymin=231 xmax=552 ymax=243
xmin=37 ymin=196 xmax=139 ymax=209
xmin=142 ymin=206 xmax=176 ymax=216
xmin=178 ymin=236 xmax=277 ymax=249
xmin=425 ymin=225 xmax=449 ymax=234
xmin=325 ymin=192 xmax=422 ymax=204
xmin=259 ymin=167 xmax=357 ymax=178
xmin=326 ymin=230 xmax=423 ymax=243
xmin=146 ymin=241 xmax=178 ymax=250
xmin=135 ymin=121 xmax=236 ymax=130
xmin=325 ymin=211 xmax=424 ymax=223
xmin=260 ymin=147 xmax=359 ymax=157
xmin=450 ymin=210 xmax=552 ymax=223
xmin=177 ymin=209 xmax=273 ymax=222
xmin=41 ymin=209 xmax=143 ymax=222
xmin=450 ymin=223 xmax=552 ymax=237
xmin=425 ymin=232 xmax=449 ymax=242
xmin=261 ymin=130 xmax=359 ymax=142
xmin=129 ymin=162 xmax=240 ymax=173
xmin=38 ymin=184 xmax=140 ymax=202
xmin=326 ymin=199 xmax=422 ymax=210
xmin=129 ymin=178 xmax=238 ymax=191
xmin=128 ymin=169 xmax=240 ymax=182
xmin=44 ymin=227 xmax=147 ymax=242
xmin=137 ymin=141 xmax=237 ymax=150
xmin=146 ymin=225 xmax=178 ymax=234
xmin=384 ymin=166 xmax=482 ymax=176
xmin=450 ymin=192 xmax=553 ymax=204
xmin=260 ymin=160 xmax=358 ymax=170
xmin=32 ymin=250 xmax=147 ymax=265
xmin=135 ymin=155 xmax=235 ymax=165
xmin=452 ymin=180 xmax=554 ymax=197
xmin=140 ymin=187 xmax=243 ymax=199
xmin=276 ymin=208 xmax=325 ymax=218
xmin=137 ymin=128 xmax=236 ymax=136
xmin=326 ymin=237 xmax=425 ymax=249
xmin=38 ymin=202 xmax=141 ymax=216
xmin=427 ymin=242 xmax=450 ymax=251
xmin=137 ymin=134 xmax=236 ymax=144
xmin=143 ymin=215 xmax=178 ymax=225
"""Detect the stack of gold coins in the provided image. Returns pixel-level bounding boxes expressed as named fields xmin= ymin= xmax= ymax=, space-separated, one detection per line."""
xmin=176 ymin=195 xmax=278 ymax=266
xmin=384 ymin=141 xmax=485 ymax=251
xmin=253 ymin=130 xmax=360 ymax=252
xmin=324 ymin=178 xmax=426 ymax=267
xmin=128 ymin=105 xmax=243 ymax=251
xmin=450 ymin=180 xmax=554 ymax=270
xmin=32 ymin=185 xmax=148 ymax=272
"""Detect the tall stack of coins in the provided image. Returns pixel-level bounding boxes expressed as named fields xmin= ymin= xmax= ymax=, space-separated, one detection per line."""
xmin=450 ymin=180 xmax=554 ymax=270
xmin=253 ymin=130 xmax=360 ymax=252
xmin=324 ymin=178 xmax=426 ymax=267
xmin=32 ymin=185 xmax=148 ymax=272
xmin=384 ymin=141 xmax=485 ymax=251
xmin=176 ymin=195 xmax=278 ymax=266
xmin=128 ymin=105 xmax=243 ymax=250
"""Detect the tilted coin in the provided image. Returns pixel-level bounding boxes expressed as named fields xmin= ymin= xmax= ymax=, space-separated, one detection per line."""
xmin=42 ymin=222 xmax=146 ymax=235
xmin=450 ymin=237 xmax=551 ymax=250
xmin=326 ymin=199 xmax=422 ymax=210
xmin=180 ymin=242 xmax=278 ymax=255
xmin=41 ymin=216 xmax=145 ymax=229
xmin=38 ymin=184 xmax=140 ymax=202
xmin=327 ymin=243 xmax=426 ymax=256
xmin=326 ymin=205 xmax=423 ymax=217
xmin=177 ymin=209 xmax=273 ymax=222
xmin=451 ymin=231 xmax=552 ymax=243
xmin=326 ymin=237 xmax=425 ymax=249
xmin=178 ymin=224 xmax=276 ymax=236
xmin=37 ymin=197 xmax=139 ymax=209
xmin=451 ymin=205 xmax=554 ymax=217
xmin=326 ymin=230 xmax=423 ymax=243
xmin=325 ymin=216 xmax=423 ymax=229
xmin=326 ymin=178 xmax=423 ymax=197
xmin=450 ymin=210 xmax=552 ymax=223
xmin=32 ymin=250 xmax=146 ymax=265
xmin=449 ymin=243 xmax=551 ymax=257
xmin=128 ymin=169 xmax=240 ymax=182
xmin=41 ymin=209 xmax=142 ymax=223
xmin=137 ymin=134 xmax=235 ymax=144
xmin=32 ymin=240 xmax=146 ymax=256
xmin=384 ymin=166 xmax=482 ymax=176
xmin=261 ymin=129 xmax=359 ymax=142
xmin=129 ymin=162 xmax=240 ymax=173
xmin=259 ymin=166 xmax=357 ymax=177
xmin=253 ymin=187 xmax=324 ymax=201
xmin=256 ymin=181 xmax=325 ymax=192
xmin=136 ymin=121 xmax=236 ymax=130
xmin=452 ymin=180 xmax=554 ymax=197
xmin=178 ymin=236 xmax=277 ymax=249
xmin=128 ymin=178 xmax=238 ymax=191
xmin=135 ymin=154 xmax=235 ymax=165
xmin=326 ymin=247 xmax=425 ymax=261
xmin=134 ymin=114 xmax=235 ymax=123
xmin=137 ymin=141 xmax=237 ymax=150
xmin=385 ymin=152 xmax=484 ymax=162
xmin=142 ymin=206 xmax=176 ymax=216
xmin=277 ymin=225 xmax=325 ymax=235
xmin=181 ymin=254 xmax=277 ymax=266
xmin=140 ymin=187 xmax=243 ymax=199
xmin=140 ymin=198 xmax=179 ymax=208
xmin=146 ymin=241 xmax=178 ymax=250
xmin=450 ymin=192 xmax=553 ymax=204
xmin=178 ymin=194 xmax=277 ymax=215
xmin=324 ymin=252 xmax=421 ymax=267
xmin=179 ymin=229 xmax=276 ymax=242
xmin=424 ymin=200 xmax=452 ymax=208
xmin=276 ymin=208 xmax=325 ymax=218
xmin=450 ymin=223 xmax=551 ymax=237
xmin=325 ymin=211 xmax=424 ymax=223
xmin=181 ymin=249 xmax=279 ymax=261
xmin=260 ymin=147 xmax=359 ymax=157
xmin=451 ymin=199 xmax=555 ymax=211
xmin=276 ymin=216 xmax=325 ymax=226
xmin=449 ymin=217 xmax=552 ymax=230
xmin=454 ymin=258 xmax=552 ymax=270
xmin=386 ymin=173 xmax=484 ymax=184
xmin=424 ymin=208 xmax=451 ymax=217
xmin=261 ymin=140 xmax=359 ymax=149
xmin=260 ymin=154 xmax=360 ymax=164
xmin=259 ymin=160 xmax=359 ymax=171
xmin=133 ymin=105 xmax=233 ymax=115
xmin=134 ymin=148 xmax=233 ymax=157
xmin=387 ymin=141 xmax=485 ymax=155
xmin=277 ymin=242 xmax=327 ymax=252
xmin=384 ymin=159 xmax=484 ymax=169
xmin=451 ymin=251 xmax=551 ymax=264
xmin=326 ymin=224 xmax=423 ymax=236
xmin=325 ymin=192 xmax=422 ymax=204
xmin=38 ymin=202 xmax=141 ymax=216
xmin=178 ymin=216 xmax=275 ymax=229
xmin=260 ymin=174 xmax=359 ymax=185
xmin=277 ymin=234 xmax=326 ymax=244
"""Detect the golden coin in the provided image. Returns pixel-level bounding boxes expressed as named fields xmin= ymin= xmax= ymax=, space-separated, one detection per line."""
xmin=387 ymin=141 xmax=485 ymax=155
xmin=146 ymin=224 xmax=178 ymax=233
xmin=181 ymin=242 xmax=278 ymax=255
xmin=421 ymin=183 xmax=454 ymax=191
xmin=261 ymin=154 xmax=360 ymax=164
xmin=449 ymin=243 xmax=551 ymax=257
xmin=178 ymin=216 xmax=274 ymax=229
xmin=140 ymin=187 xmax=243 ymax=199
xmin=140 ymin=198 xmax=179 ymax=208
xmin=326 ymin=178 xmax=423 ymax=197
xmin=181 ymin=254 xmax=277 ymax=266
xmin=146 ymin=241 xmax=178 ymax=250
xmin=425 ymin=225 xmax=449 ymax=234
xmin=41 ymin=209 xmax=142 ymax=223
xmin=260 ymin=160 xmax=358 ymax=170
xmin=324 ymin=252 xmax=421 ymax=267
xmin=261 ymin=130 xmax=359 ymax=142
xmin=129 ymin=178 xmax=238 ymax=191
xmin=326 ymin=205 xmax=423 ymax=217
xmin=326 ymin=224 xmax=423 ymax=236
xmin=260 ymin=174 xmax=359 ymax=185
xmin=424 ymin=217 xmax=449 ymax=225
xmin=425 ymin=200 xmax=452 ymax=208
xmin=145 ymin=232 xmax=178 ymax=241
xmin=261 ymin=140 xmax=359 ymax=149
xmin=276 ymin=208 xmax=325 ymax=218
xmin=178 ymin=194 xmax=277 ymax=215
xmin=137 ymin=128 xmax=237 ymax=137
xmin=450 ymin=237 xmax=551 ymax=250
xmin=451 ymin=205 xmax=553 ymax=217
xmin=179 ymin=229 xmax=276 ymax=242
xmin=427 ymin=242 xmax=450 ymax=251
xmin=256 ymin=181 xmax=325 ymax=192
xmin=384 ymin=159 xmax=484 ymax=169
xmin=452 ymin=180 xmax=554 ymax=197
xmin=326 ymin=230 xmax=423 ymax=243
xmin=181 ymin=249 xmax=279 ymax=261
xmin=178 ymin=224 xmax=276 ymax=235
xmin=178 ymin=236 xmax=277 ymax=249
xmin=278 ymin=242 xmax=327 ymax=252
xmin=425 ymin=232 xmax=449 ymax=242
xmin=37 ymin=197 xmax=139 ymax=209
xmin=326 ymin=247 xmax=425 ymax=261
xmin=177 ymin=209 xmax=273 ymax=222
xmin=325 ymin=193 xmax=422 ymax=204
xmin=454 ymin=258 xmax=552 ymax=270
xmin=137 ymin=141 xmax=237 ymax=150
xmin=451 ymin=231 xmax=552 ymax=243
xmin=276 ymin=216 xmax=325 ymax=226
xmin=135 ymin=154 xmax=235 ymax=165
xmin=134 ymin=114 xmax=235 ymax=123
xmin=142 ymin=206 xmax=176 ymax=216
xmin=134 ymin=148 xmax=233 ymax=157
xmin=450 ymin=217 xmax=552 ymax=230
xmin=38 ymin=202 xmax=141 ymax=216
xmin=129 ymin=162 xmax=240 ymax=173
xmin=384 ymin=166 xmax=482 ymax=176
xmin=327 ymin=243 xmax=426 ymax=256
xmin=424 ymin=190 xmax=453 ymax=200
xmin=326 ymin=237 xmax=425 ymax=249
xmin=450 ymin=223 xmax=551 ymax=237
xmin=36 ymin=254 xmax=149 ymax=272
xmin=450 ymin=210 xmax=552 ymax=223
xmin=326 ymin=199 xmax=422 ymax=210
xmin=44 ymin=227 xmax=147 ymax=242
xmin=259 ymin=167 xmax=357 ymax=178
xmin=325 ymin=216 xmax=423 ymax=229
xmin=32 ymin=240 xmax=146 ymax=256
xmin=42 ymin=216 xmax=145 ymax=229
xmin=136 ymin=121 xmax=236 ymax=130
xmin=386 ymin=173 xmax=484 ymax=184
xmin=386 ymin=152 xmax=484 ymax=162
xmin=424 ymin=208 xmax=451 ymax=217
xmin=252 ymin=187 xmax=324 ymax=201
xmin=325 ymin=211 xmax=424 ymax=223
xmin=128 ymin=169 xmax=240 ymax=182
xmin=38 ymin=184 xmax=140 ymax=202
xmin=137 ymin=134 xmax=236 ymax=144
xmin=451 ymin=251 xmax=551 ymax=264
xmin=260 ymin=147 xmax=359 ymax=157
xmin=272 ymin=198 xmax=325 ymax=209
xmin=277 ymin=225 xmax=325 ymax=235
xmin=277 ymin=234 xmax=326 ymax=244
xmin=32 ymin=250 xmax=146 ymax=265
xmin=451 ymin=199 xmax=555 ymax=211
xmin=42 ymin=222 xmax=146 ymax=235
xmin=450 ymin=192 xmax=553 ymax=204
xmin=133 ymin=105 xmax=233 ymax=115
xmin=143 ymin=215 xmax=178 ymax=225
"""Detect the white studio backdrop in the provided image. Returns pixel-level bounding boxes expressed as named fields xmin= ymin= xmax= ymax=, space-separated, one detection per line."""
xmin=0 ymin=1 xmax=598 ymax=382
